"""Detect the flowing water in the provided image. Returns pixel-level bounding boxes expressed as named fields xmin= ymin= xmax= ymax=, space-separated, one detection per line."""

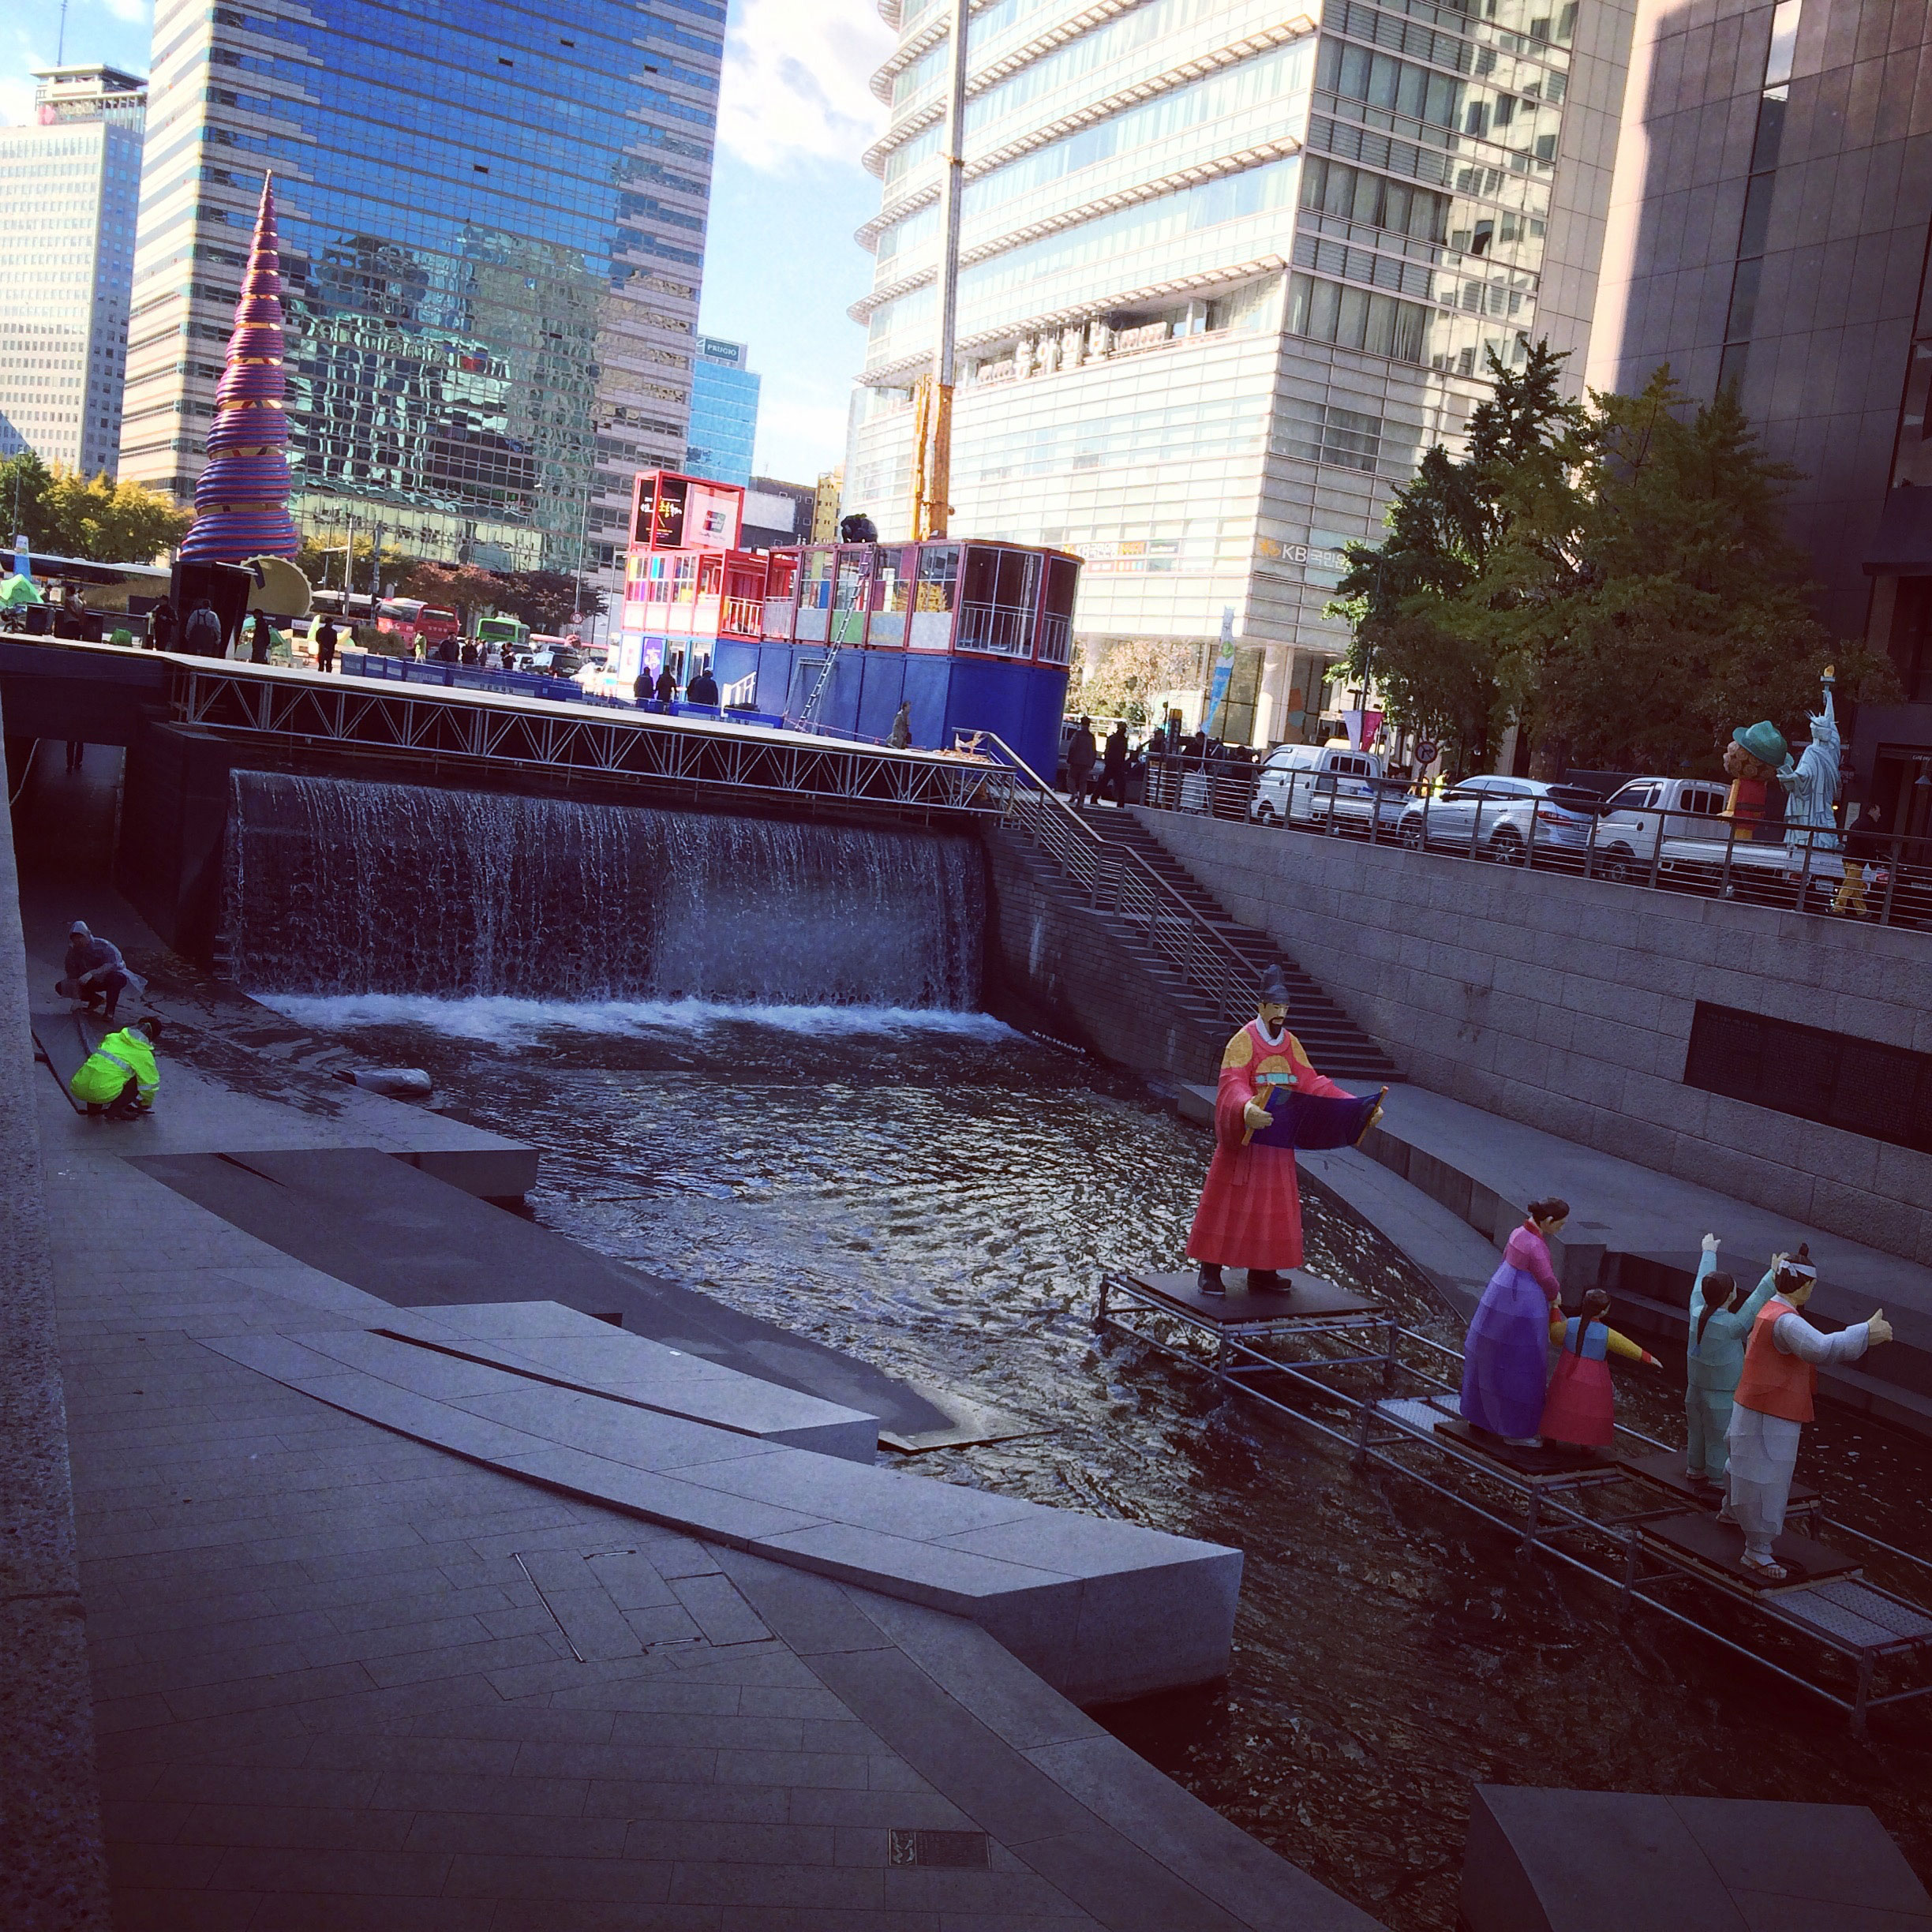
xmin=260 ymin=994 xmax=1932 ymax=1928
xmin=236 ymin=778 xmax=1932 ymax=1926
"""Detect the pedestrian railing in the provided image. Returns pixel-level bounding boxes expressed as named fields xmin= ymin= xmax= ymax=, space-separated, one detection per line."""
xmin=964 ymin=733 xmax=1261 ymax=1028
xmin=1139 ymin=757 xmax=1932 ymax=930
xmin=169 ymin=657 xmax=1018 ymax=820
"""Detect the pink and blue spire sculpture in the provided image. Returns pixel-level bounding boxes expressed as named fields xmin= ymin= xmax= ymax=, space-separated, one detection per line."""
xmin=181 ymin=174 xmax=301 ymax=563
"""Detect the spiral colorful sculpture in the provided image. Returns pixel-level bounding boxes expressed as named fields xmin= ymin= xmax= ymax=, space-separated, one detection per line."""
xmin=181 ymin=174 xmax=300 ymax=562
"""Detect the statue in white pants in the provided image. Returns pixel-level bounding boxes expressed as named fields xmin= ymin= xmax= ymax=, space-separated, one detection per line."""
xmin=1725 ymin=1258 xmax=1891 ymax=1579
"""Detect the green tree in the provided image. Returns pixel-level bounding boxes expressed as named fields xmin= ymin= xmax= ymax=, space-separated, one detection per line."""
xmin=1512 ymin=371 xmax=1892 ymax=773
xmin=487 ymin=567 xmax=605 ymax=635
xmin=1328 ymin=342 xmax=1581 ymax=773
xmin=1067 ymin=637 xmax=1196 ymax=725
xmin=388 ymin=557 xmax=502 ymax=630
xmin=1331 ymin=354 xmax=1896 ymax=778
xmin=42 ymin=468 xmax=192 ymax=563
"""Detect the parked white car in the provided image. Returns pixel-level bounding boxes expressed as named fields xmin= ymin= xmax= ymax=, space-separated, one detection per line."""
xmin=1397 ymin=774 xmax=1600 ymax=862
xmin=1593 ymin=776 xmax=1731 ymax=881
xmin=1249 ymin=744 xmax=1388 ymax=828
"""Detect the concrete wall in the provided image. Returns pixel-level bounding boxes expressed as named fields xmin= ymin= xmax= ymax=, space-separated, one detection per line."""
xmin=982 ymin=832 xmax=1222 ymax=1082
xmin=1136 ymin=810 xmax=1932 ymax=1268
xmin=0 ymin=695 xmax=112 ymax=1928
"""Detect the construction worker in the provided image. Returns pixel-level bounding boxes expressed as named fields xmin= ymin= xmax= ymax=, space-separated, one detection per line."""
xmin=71 ymin=1016 xmax=164 ymax=1119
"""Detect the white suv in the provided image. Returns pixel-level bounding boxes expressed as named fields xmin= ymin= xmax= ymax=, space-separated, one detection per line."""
xmin=1398 ymin=774 xmax=1600 ymax=862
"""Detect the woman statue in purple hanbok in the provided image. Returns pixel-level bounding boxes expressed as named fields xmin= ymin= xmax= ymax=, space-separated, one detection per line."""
xmin=1460 ymin=1197 xmax=1571 ymax=1446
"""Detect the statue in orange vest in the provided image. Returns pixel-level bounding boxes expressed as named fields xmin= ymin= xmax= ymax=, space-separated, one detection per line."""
xmin=1725 ymin=1257 xmax=1891 ymax=1578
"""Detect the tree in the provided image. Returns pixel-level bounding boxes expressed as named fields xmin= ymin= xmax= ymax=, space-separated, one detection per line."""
xmin=1 ymin=455 xmax=190 ymax=563
xmin=487 ymin=567 xmax=606 ymax=635
xmin=1515 ymin=372 xmax=1893 ymax=773
xmin=44 ymin=469 xmax=192 ymax=563
xmin=1067 ymin=637 xmax=1197 ymax=725
xmin=1331 ymin=353 xmax=1896 ymax=778
xmin=1328 ymin=343 xmax=1581 ymax=773
xmin=388 ymin=557 xmax=502 ymax=630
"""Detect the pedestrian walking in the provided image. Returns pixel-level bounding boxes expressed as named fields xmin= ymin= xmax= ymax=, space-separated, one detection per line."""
xmin=1835 ymin=799 xmax=1886 ymax=917
xmin=1066 ymin=716 xmax=1096 ymax=807
xmin=687 ymin=661 xmax=720 ymax=706
xmin=314 ymin=617 xmax=338 ymax=672
xmin=182 ymin=598 xmax=223 ymax=657
xmin=654 ymin=664 xmax=676 ymax=706
xmin=1100 ymin=722 xmax=1129 ymax=807
xmin=247 ymin=609 xmax=273 ymax=664
xmin=146 ymin=597 xmax=177 ymax=652
xmin=889 ymin=700 xmax=913 ymax=748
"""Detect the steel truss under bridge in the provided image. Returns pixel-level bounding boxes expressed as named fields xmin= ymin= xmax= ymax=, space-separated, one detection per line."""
xmin=170 ymin=663 xmax=1017 ymax=819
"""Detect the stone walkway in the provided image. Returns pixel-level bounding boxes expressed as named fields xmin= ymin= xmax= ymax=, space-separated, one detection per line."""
xmin=43 ymin=1076 xmax=1376 ymax=1930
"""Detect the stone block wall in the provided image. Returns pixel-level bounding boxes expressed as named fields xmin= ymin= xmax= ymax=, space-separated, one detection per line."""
xmin=1136 ymin=810 xmax=1932 ymax=1268
xmin=982 ymin=831 xmax=1222 ymax=1081
xmin=0 ymin=696 xmax=112 ymax=1927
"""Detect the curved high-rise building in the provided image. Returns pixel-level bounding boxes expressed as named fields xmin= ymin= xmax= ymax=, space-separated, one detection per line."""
xmin=846 ymin=0 xmax=1634 ymax=744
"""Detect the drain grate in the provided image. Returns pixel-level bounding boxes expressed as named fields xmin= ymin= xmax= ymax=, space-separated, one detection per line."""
xmin=889 ymin=1829 xmax=990 ymax=1868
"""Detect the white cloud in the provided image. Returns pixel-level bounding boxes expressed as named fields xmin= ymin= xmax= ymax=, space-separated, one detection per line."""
xmin=717 ymin=0 xmax=896 ymax=173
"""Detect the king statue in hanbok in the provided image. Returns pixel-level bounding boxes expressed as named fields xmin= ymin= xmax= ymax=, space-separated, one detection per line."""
xmin=1186 ymin=964 xmax=1381 ymax=1296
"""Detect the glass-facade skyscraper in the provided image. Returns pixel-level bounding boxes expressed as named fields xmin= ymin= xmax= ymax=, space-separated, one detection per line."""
xmin=0 ymin=67 xmax=145 ymax=477
xmin=684 ymin=334 xmax=759 ymax=485
xmin=119 ymin=0 xmax=721 ymax=594
xmin=846 ymin=0 xmax=1632 ymax=743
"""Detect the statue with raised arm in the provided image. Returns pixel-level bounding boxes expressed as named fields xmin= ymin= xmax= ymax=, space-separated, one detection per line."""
xmin=1777 ymin=667 xmax=1841 ymax=867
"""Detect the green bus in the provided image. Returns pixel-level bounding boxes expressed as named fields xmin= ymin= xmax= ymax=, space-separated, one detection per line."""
xmin=475 ymin=616 xmax=529 ymax=654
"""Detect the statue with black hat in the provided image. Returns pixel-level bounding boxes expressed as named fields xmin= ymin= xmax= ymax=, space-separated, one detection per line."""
xmin=1185 ymin=964 xmax=1383 ymax=1297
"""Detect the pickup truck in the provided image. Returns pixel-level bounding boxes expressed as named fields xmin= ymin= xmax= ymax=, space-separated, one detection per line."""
xmin=1596 ymin=776 xmax=1840 ymax=905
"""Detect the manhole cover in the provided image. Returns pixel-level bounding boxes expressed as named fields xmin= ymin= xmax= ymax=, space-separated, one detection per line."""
xmin=889 ymin=1829 xmax=990 ymax=1868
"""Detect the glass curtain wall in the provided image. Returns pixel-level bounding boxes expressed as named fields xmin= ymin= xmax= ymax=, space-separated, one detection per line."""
xmin=122 ymin=0 xmax=721 ymax=590
xmin=847 ymin=0 xmax=1585 ymax=743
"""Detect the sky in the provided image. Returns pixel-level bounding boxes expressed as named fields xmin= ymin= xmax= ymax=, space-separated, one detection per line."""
xmin=2 ymin=0 xmax=896 ymax=485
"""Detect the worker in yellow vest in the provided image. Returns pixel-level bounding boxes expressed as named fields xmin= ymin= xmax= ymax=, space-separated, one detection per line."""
xmin=1725 ymin=1256 xmax=1891 ymax=1579
xmin=70 ymin=1017 xmax=164 ymax=1119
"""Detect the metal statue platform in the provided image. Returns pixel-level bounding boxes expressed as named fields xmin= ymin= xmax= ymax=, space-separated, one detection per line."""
xmin=1616 ymin=1446 xmax=1820 ymax=1521
xmin=1639 ymin=1511 xmax=1859 ymax=1595
xmin=1097 ymin=1266 xmax=1932 ymax=1735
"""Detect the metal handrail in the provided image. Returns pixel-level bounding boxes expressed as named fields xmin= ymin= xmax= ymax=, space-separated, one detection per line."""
xmin=964 ymin=732 xmax=1263 ymax=1026
xmin=1140 ymin=755 xmax=1930 ymax=931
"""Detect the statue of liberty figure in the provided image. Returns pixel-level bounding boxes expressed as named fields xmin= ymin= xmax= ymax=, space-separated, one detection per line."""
xmin=1777 ymin=667 xmax=1841 ymax=889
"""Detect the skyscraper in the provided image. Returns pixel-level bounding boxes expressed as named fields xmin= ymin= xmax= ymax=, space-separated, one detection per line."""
xmin=119 ymin=0 xmax=721 ymax=601
xmin=0 ymin=66 xmax=145 ymax=478
xmin=1586 ymin=0 xmax=1932 ymax=833
xmin=685 ymin=335 xmax=760 ymax=485
xmin=846 ymin=0 xmax=1634 ymax=743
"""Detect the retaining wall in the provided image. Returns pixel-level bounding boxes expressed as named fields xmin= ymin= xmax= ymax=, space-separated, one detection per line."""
xmin=1136 ymin=809 xmax=1932 ymax=1269
xmin=0 ymin=694 xmax=112 ymax=1928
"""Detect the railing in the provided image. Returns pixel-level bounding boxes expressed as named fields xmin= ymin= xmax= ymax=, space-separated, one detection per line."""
xmin=954 ymin=601 xmax=1034 ymax=658
xmin=1138 ymin=756 xmax=1932 ymax=930
xmin=966 ymin=733 xmax=1264 ymax=1028
xmin=170 ymin=658 xmax=1020 ymax=820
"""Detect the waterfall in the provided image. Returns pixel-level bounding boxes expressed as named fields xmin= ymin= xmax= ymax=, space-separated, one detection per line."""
xmin=224 ymin=771 xmax=985 ymax=1009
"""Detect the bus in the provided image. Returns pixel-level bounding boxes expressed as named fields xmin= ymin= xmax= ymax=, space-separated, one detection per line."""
xmin=375 ymin=598 xmax=460 ymax=653
xmin=475 ymin=615 xmax=529 ymax=656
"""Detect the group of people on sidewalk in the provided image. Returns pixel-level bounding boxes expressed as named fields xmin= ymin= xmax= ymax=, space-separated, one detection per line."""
xmin=1460 ymin=1206 xmax=1893 ymax=1580
xmin=1063 ymin=716 xmax=1133 ymax=808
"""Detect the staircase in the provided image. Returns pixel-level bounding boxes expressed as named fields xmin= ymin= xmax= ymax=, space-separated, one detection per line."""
xmin=1091 ymin=811 xmax=1396 ymax=1079
xmin=972 ymin=729 xmax=1396 ymax=1082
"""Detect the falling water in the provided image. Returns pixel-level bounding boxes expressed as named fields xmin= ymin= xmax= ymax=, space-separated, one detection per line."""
xmin=223 ymin=770 xmax=985 ymax=1008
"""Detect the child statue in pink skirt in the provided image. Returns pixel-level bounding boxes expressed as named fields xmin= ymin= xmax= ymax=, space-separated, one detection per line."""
xmin=1541 ymin=1288 xmax=1659 ymax=1447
